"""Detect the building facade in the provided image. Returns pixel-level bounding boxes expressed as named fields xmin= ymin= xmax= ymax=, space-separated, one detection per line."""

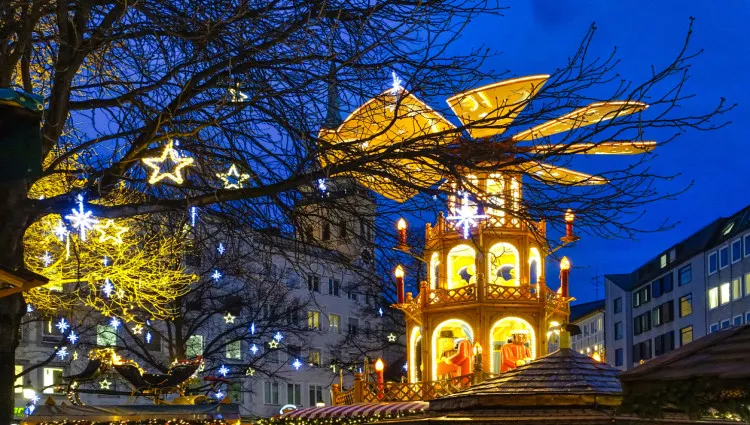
xmin=570 ymin=300 xmax=605 ymax=361
xmin=604 ymin=204 xmax=750 ymax=371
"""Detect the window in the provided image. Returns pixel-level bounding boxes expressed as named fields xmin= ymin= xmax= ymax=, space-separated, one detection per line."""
xmin=42 ymin=318 xmax=60 ymax=342
xmin=338 ymin=219 xmax=347 ymax=238
xmin=680 ymin=326 xmax=693 ymax=346
xmin=322 ymin=223 xmax=331 ymax=241
xmin=652 ymin=307 xmax=662 ymax=327
xmin=708 ymin=287 xmax=719 ymax=309
xmin=733 ymin=278 xmax=742 ymax=300
xmin=347 ymin=318 xmax=359 ymax=336
xmin=746 ymin=273 xmax=750 ymax=298
xmin=287 ymin=307 xmax=300 ymax=327
xmin=633 ymin=312 xmax=651 ymax=336
xmin=731 ymin=239 xmax=742 ymax=263
xmin=583 ymin=324 xmax=589 ymax=336
xmin=652 ymin=279 xmax=663 ymax=299
xmin=719 ymin=246 xmax=729 ymax=269
xmin=733 ymin=315 xmax=743 ymax=326
xmin=678 ymin=265 xmax=692 ymax=286
xmin=669 ymin=249 xmax=676 ymax=262
xmin=679 ymin=293 xmax=692 ymax=317
xmin=614 ymin=297 xmax=622 ymax=314
xmin=264 ymin=381 xmax=279 ymax=405
xmin=309 ymin=385 xmax=324 ymax=406
xmin=308 ymin=275 xmax=320 ymax=292
xmin=96 ymin=324 xmax=117 ymax=347
xmin=308 ymin=311 xmax=321 ymax=330
xmin=308 ymin=349 xmax=322 ymax=367
xmin=663 ymin=273 xmax=673 ymax=294
xmin=348 ymin=291 xmax=359 ymax=302
xmin=615 ymin=322 xmax=623 ymax=340
xmin=329 ymin=314 xmax=341 ymax=333
xmin=615 ymin=348 xmax=623 ymax=366
xmin=226 ymin=341 xmax=241 ymax=359
xmin=287 ymin=383 xmax=301 ymax=405
xmin=654 ymin=331 xmax=675 ymax=356
xmin=710 ymin=323 xmax=719 ymax=333
xmin=186 ymin=335 xmax=203 ymax=358
xmin=721 ymin=319 xmax=730 ymax=329
xmin=661 ymin=300 xmax=675 ymax=324
xmin=328 ymin=279 xmax=340 ymax=296
xmin=660 ymin=254 xmax=667 ymax=268
xmin=746 ymin=312 xmax=750 ymax=324
xmin=745 ymin=234 xmax=750 ymax=257
xmin=708 ymin=251 xmax=718 ymax=275
xmin=43 ymin=367 xmax=64 ymax=394
xmin=229 ymin=382 xmax=243 ymax=403
xmin=632 ymin=340 xmax=652 ymax=363
xmin=15 ymin=365 xmax=23 ymax=394
xmin=720 ymin=282 xmax=731 ymax=305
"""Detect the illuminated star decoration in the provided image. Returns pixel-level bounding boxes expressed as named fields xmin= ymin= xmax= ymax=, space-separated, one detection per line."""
xmin=218 ymin=365 xmax=230 ymax=377
xmin=212 ymin=270 xmax=222 ymax=281
xmin=67 ymin=331 xmax=78 ymax=344
xmin=217 ymin=164 xmax=250 ymax=189
xmin=446 ymin=191 xmax=488 ymax=239
xmin=268 ymin=340 xmax=279 ymax=349
xmin=53 ymin=220 xmax=68 ymax=241
xmin=217 ymin=243 xmax=225 ymax=255
xmin=378 ymin=307 xmax=384 ymax=317
xmin=387 ymin=333 xmax=397 ymax=342
xmin=250 ymin=322 xmax=256 ymax=335
xmin=390 ymin=71 xmax=403 ymax=95
xmin=141 ymin=140 xmax=194 ymax=185
xmin=403 ymin=363 xmax=408 ymax=371
xmin=40 ymin=251 xmax=53 ymax=267
xmin=26 ymin=304 xmax=33 ymax=313
xmin=249 ymin=344 xmax=259 ymax=355
xmin=292 ymin=359 xmax=302 ymax=370
xmin=103 ymin=256 xmax=110 ymax=266
xmin=214 ymin=391 xmax=225 ymax=400
xmin=317 ymin=178 xmax=327 ymax=193
xmin=99 ymin=379 xmax=112 ymax=390
xmin=56 ymin=318 xmax=69 ymax=333
xmin=224 ymin=313 xmax=235 ymax=324
xmin=273 ymin=332 xmax=283 ymax=342
xmin=132 ymin=324 xmax=143 ymax=335
xmin=109 ymin=317 xmax=121 ymax=329
xmin=56 ymin=347 xmax=69 ymax=360
xmin=145 ymin=331 xmax=152 ymax=344
xmin=65 ymin=194 xmax=99 ymax=241
xmin=72 ymin=350 xmax=79 ymax=361
xmin=102 ymin=279 xmax=114 ymax=298
xmin=246 ymin=367 xmax=255 ymax=376
xmin=93 ymin=219 xmax=128 ymax=244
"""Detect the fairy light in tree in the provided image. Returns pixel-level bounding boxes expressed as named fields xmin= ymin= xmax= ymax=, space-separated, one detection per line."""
xmin=212 ymin=270 xmax=223 ymax=281
xmin=110 ymin=317 xmax=121 ymax=329
xmin=102 ymin=279 xmax=114 ymax=298
xmin=40 ymin=251 xmax=53 ymax=267
xmin=56 ymin=318 xmax=69 ymax=333
xmin=132 ymin=324 xmax=143 ymax=335
xmin=446 ymin=191 xmax=488 ymax=239
xmin=292 ymin=359 xmax=302 ymax=370
xmin=217 ymin=243 xmax=225 ymax=255
xmin=224 ymin=312 xmax=236 ymax=324
xmin=67 ymin=331 xmax=78 ymax=344
xmin=99 ymin=378 xmax=112 ymax=390
xmin=391 ymin=71 xmax=403 ymax=95
xmin=387 ymin=333 xmax=397 ymax=342
xmin=190 ymin=206 xmax=198 ymax=227
xmin=246 ymin=367 xmax=255 ymax=376
xmin=141 ymin=140 xmax=194 ymax=185
xmin=146 ymin=331 xmax=152 ymax=344
xmin=53 ymin=220 xmax=68 ymax=241
xmin=268 ymin=340 xmax=279 ymax=349
xmin=250 ymin=322 xmax=256 ymax=335
xmin=26 ymin=304 xmax=33 ymax=313
xmin=93 ymin=219 xmax=128 ymax=244
xmin=218 ymin=365 xmax=230 ymax=377
xmin=249 ymin=344 xmax=259 ymax=355
xmin=217 ymin=164 xmax=250 ymax=189
xmin=65 ymin=194 xmax=99 ymax=241
xmin=378 ymin=307 xmax=384 ymax=317
xmin=56 ymin=347 xmax=69 ymax=360
xmin=273 ymin=331 xmax=284 ymax=342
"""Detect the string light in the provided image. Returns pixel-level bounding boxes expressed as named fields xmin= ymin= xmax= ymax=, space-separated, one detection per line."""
xmin=217 ymin=164 xmax=250 ymax=189
xmin=65 ymin=194 xmax=99 ymax=241
xmin=141 ymin=140 xmax=194 ymax=185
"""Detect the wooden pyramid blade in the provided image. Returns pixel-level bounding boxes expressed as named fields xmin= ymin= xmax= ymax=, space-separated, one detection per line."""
xmin=527 ymin=141 xmax=656 ymax=155
xmin=511 ymin=101 xmax=648 ymax=142
xmin=512 ymin=161 xmax=608 ymax=185
xmin=446 ymin=75 xmax=549 ymax=140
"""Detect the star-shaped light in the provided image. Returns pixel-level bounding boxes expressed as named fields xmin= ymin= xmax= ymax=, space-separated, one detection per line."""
xmin=273 ymin=332 xmax=283 ymax=342
xmin=40 ymin=251 xmax=53 ymax=267
xmin=109 ymin=317 xmax=121 ymax=329
xmin=246 ymin=367 xmax=255 ymax=376
xmin=56 ymin=347 xmax=69 ymax=360
xmin=211 ymin=270 xmax=222 ymax=281
xmin=99 ymin=378 xmax=111 ymax=390
xmin=390 ymin=71 xmax=403 ymax=95
xmin=292 ymin=359 xmax=302 ymax=370
xmin=67 ymin=331 xmax=78 ymax=344
xmin=145 ymin=331 xmax=152 ymax=344
xmin=102 ymin=279 xmax=114 ymax=298
xmin=214 ymin=391 xmax=225 ymax=400
xmin=218 ymin=365 xmax=230 ymax=377
xmin=446 ymin=191 xmax=488 ymax=239
xmin=217 ymin=164 xmax=250 ymax=190
xmin=387 ymin=333 xmax=397 ymax=342
xmin=249 ymin=344 xmax=259 ymax=355
xmin=65 ymin=194 xmax=99 ymax=241
xmin=93 ymin=219 xmax=128 ymax=244
xmin=217 ymin=243 xmax=225 ymax=255
xmin=378 ymin=307 xmax=384 ymax=317
xmin=55 ymin=318 xmax=69 ymax=333
xmin=250 ymin=322 xmax=256 ymax=335
xmin=141 ymin=140 xmax=194 ymax=185
xmin=53 ymin=220 xmax=68 ymax=241
xmin=132 ymin=324 xmax=143 ymax=334
xmin=268 ymin=340 xmax=279 ymax=349
xmin=317 ymin=178 xmax=327 ymax=192
xmin=224 ymin=313 xmax=235 ymax=324
xmin=72 ymin=350 xmax=79 ymax=361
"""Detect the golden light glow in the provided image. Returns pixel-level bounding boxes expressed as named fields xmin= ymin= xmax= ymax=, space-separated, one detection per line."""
xmin=141 ymin=140 xmax=194 ymax=185
xmin=528 ymin=141 xmax=657 ymax=155
xmin=431 ymin=319 xmax=473 ymax=380
xmin=394 ymin=265 xmax=405 ymax=278
xmin=488 ymin=317 xmax=537 ymax=374
xmin=560 ymin=256 xmax=571 ymax=270
xmin=374 ymin=359 xmax=384 ymax=372
xmin=397 ymin=218 xmax=407 ymax=230
xmin=93 ymin=219 xmax=128 ymax=244
xmin=592 ymin=352 xmax=602 ymax=362
xmin=217 ymin=164 xmax=250 ymax=189
xmin=511 ymin=161 xmax=608 ymax=186
xmin=409 ymin=326 xmax=422 ymax=383
xmin=473 ymin=342 xmax=482 ymax=355
xmin=565 ymin=208 xmax=575 ymax=223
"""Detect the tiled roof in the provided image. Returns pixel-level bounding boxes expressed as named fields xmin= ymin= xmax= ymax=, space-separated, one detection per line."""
xmin=430 ymin=349 xmax=621 ymax=412
xmin=570 ymin=299 xmax=605 ymax=322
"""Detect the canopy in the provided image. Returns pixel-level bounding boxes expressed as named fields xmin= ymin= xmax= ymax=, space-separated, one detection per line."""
xmin=22 ymin=404 xmax=241 ymax=424
xmin=282 ymin=401 xmax=428 ymax=419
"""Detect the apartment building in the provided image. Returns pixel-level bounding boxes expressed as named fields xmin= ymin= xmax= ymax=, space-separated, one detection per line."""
xmin=604 ymin=204 xmax=750 ymax=371
xmin=570 ymin=299 xmax=605 ymax=360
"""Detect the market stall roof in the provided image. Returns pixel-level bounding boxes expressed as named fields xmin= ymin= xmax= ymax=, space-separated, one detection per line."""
xmin=22 ymin=404 xmax=241 ymax=424
xmin=282 ymin=401 xmax=428 ymax=420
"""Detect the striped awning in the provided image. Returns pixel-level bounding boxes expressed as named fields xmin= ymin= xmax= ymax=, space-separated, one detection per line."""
xmin=282 ymin=402 xmax=428 ymax=419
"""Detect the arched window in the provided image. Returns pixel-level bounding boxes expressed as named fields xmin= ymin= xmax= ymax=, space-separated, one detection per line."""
xmin=409 ymin=327 xmax=423 ymax=383
xmin=529 ymin=247 xmax=542 ymax=285
xmin=488 ymin=317 xmax=536 ymax=374
xmin=447 ymin=245 xmax=476 ymax=289
xmin=431 ymin=319 xmax=474 ymax=380
xmin=429 ymin=252 xmax=440 ymax=289
xmin=488 ymin=242 xmax=519 ymax=286
xmin=486 ymin=174 xmax=505 ymax=223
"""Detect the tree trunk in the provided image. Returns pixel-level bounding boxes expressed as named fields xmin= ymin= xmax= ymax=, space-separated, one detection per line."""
xmin=0 ymin=294 xmax=25 ymax=425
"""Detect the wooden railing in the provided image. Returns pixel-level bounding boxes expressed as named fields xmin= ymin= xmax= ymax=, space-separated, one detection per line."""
xmin=333 ymin=373 xmax=483 ymax=405
xmin=427 ymin=284 xmax=476 ymax=304
xmin=486 ymin=284 xmax=537 ymax=301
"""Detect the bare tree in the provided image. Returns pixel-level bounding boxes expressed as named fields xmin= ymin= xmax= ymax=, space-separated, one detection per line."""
xmin=0 ymin=1 xmax=731 ymax=422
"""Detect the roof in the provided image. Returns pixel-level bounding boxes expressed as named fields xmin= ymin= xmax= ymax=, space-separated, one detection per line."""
xmin=430 ymin=348 xmax=622 ymax=412
xmin=282 ymin=401 xmax=428 ymax=419
xmin=604 ymin=273 xmax=634 ymax=291
xmin=22 ymin=404 xmax=240 ymax=424
xmin=569 ymin=299 xmax=605 ymax=322
xmin=620 ymin=324 xmax=750 ymax=382
xmin=706 ymin=203 xmax=750 ymax=248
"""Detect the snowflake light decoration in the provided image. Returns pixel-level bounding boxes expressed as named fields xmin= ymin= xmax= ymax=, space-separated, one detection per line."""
xmin=378 ymin=307 xmax=384 ymax=317
xmin=446 ymin=192 xmax=488 ymax=239
xmin=218 ymin=365 xmax=230 ymax=377
xmin=40 ymin=251 xmax=53 ymax=267
xmin=26 ymin=304 xmax=33 ymax=313
xmin=292 ymin=359 xmax=302 ymax=370
xmin=211 ymin=270 xmax=222 ymax=281
xmin=102 ymin=279 xmax=114 ymax=298
xmin=249 ymin=344 xmax=259 ymax=355
xmin=56 ymin=347 xmax=69 ymax=360
xmin=146 ymin=331 xmax=152 ymax=344
xmin=53 ymin=220 xmax=68 ymax=241
xmin=109 ymin=317 xmax=121 ymax=329
xmin=217 ymin=164 xmax=250 ymax=189
xmin=390 ymin=71 xmax=403 ymax=95
xmin=217 ymin=243 xmax=225 ymax=255
xmin=141 ymin=140 xmax=194 ymax=185
xmin=403 ymin=363 xmax=408 ymax=371
xmin=56 ymin=318 xmax=69 ymax=333
xmin=317 ymin=178 xmax=327 ymax=192
xmin=250 ymin=322 xmax=256 ymax=335
xmin=214 ymin=391 xmax=225 ymax=400
xmin=65 ymin=194 xmax=99 ymax=241
xmin=67 ymin=331 xmax=78 ymax=344
xmin=273 ymin=332 xmax=283 ymax=342
xmin=190 ymin=207 xmax=198 ymax=227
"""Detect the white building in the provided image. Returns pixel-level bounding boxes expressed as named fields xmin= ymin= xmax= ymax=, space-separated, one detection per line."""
xmin=570 ymin=300 xmax=605 ymax=361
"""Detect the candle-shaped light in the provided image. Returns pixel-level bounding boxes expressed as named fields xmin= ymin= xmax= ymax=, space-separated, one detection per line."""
xmin=564 ymin=208 xmax=575 ymax=239
xmin=559 ymin=256 xmax=571 ymax=298
xmin=397 ymin=218 xmax=408 ymax=248
xmin=374 ymin=358 xmax=385 ymax=383
xmin=394 ymin=265 xmax=405 ymax=304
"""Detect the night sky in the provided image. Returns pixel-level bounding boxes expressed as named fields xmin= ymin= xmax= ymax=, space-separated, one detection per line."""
xmin=456 ymin=1 xmax=750 ymax=304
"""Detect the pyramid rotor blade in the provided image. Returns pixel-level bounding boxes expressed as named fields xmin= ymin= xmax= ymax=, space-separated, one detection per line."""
xmin=511 ymin=101 xmax=648 ymax=142
xmin=446 ymin=75 xmax=549 ymax=140
xmin=512 ymin=161 xmax=608 ymax=185
xmin=527 ymin=141 xmax=656 ymax=155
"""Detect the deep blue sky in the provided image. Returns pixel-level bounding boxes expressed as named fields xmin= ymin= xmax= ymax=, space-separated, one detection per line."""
xmin=455 ymin=1 xmax=750 ymax=304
